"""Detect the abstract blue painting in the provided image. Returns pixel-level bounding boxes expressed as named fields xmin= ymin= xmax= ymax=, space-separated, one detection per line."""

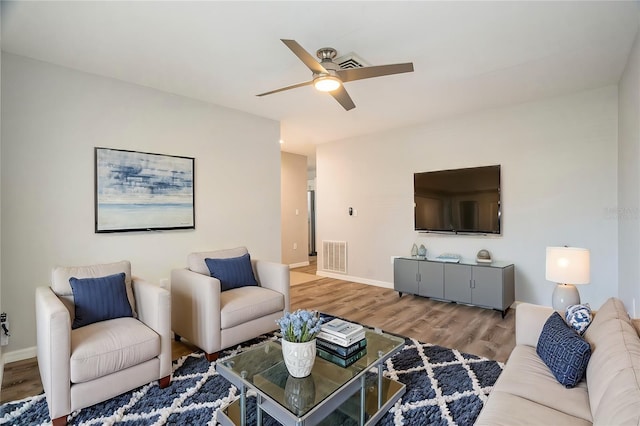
xmin=95 ymin=148 xmax=195 ymax=232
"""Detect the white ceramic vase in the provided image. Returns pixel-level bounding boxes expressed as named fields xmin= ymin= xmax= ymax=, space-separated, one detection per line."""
xmin=281 ymin=339 xmax=316 ymax=378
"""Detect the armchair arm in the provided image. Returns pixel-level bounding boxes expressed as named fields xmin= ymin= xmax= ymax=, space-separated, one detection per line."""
xmin=132 ymin=278 xmax=171 ymax=379
xmin=170 ymin=268 xmax=222 ymax=354
xmin=35 ymin=286 xmax=71 ymax=419
xmin=254 ymin=260 xmax=290 ymax=312
xmin=515 ymin=303 xmax=554 ymax=347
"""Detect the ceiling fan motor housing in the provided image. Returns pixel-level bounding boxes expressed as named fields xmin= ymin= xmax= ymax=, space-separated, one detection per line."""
xmin=316 ymin=47 xmax=337 ymax=61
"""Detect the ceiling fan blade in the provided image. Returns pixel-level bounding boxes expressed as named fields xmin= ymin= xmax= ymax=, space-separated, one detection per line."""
xmin=337 ymin=62 xmax=414 ymax=83
xmin=256 ymin=80 xmax=313 ymax=97
xmin=330 ymin=85 xmax=356 ymax=111
xmin=281 ymin=39 xmax=328 ymax=74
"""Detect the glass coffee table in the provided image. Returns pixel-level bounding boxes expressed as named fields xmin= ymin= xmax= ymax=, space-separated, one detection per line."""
xmin=216 ymin=328 xmax=406 ymax=426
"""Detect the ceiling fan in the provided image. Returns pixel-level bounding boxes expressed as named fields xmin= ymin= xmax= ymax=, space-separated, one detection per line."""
xmin=257 ymin=39 xmax=414 ymax=111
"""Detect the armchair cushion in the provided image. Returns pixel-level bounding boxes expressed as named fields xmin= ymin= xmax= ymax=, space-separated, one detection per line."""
xmin=70 ymin=317 xmax=160 ymax=383
xmin=188 ymin=246 xmax=248 ymax=276
xmin=220 ymin=286 xmax=285 ymax=329
xmin=70 ymin=272 xmax=133 ymax=329
xmin=205 ymin=253 xmax=258 ymax=291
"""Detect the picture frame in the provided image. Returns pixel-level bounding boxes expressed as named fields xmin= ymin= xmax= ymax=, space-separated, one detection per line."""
xmin=95 ymin=147 xmax=195 ymax=233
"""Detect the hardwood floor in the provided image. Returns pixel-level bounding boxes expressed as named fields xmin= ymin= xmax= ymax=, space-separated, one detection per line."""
xmin=1 ymin=257 xmax=515 ymax=404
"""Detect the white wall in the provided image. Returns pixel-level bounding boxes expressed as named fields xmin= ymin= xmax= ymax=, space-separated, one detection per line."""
xmin=618 ymin=25 xmax=640 ymax=318
xmin=0 ymin=53 xmax=281 ymax=356
xmin=281 ymin=152 xmax=309 ymax=267
xmin=317 ymin=86 xmax=618 ymax=309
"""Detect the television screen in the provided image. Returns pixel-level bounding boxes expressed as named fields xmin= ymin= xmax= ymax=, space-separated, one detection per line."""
xmin=414 ymin=165 xmax=501 ymax=234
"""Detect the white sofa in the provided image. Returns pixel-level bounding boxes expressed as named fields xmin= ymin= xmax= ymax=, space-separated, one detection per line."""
xmin=476 ymin=297 xmax=640 ymax=425
xmin=171 ymin=247 xmax=289 ymax=361
xmin=36 ymin=261 xmax=172 ymax=426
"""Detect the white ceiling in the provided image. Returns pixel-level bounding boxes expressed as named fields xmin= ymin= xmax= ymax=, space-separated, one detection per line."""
xmin=2 ymin=1 xmax=638 ymax=165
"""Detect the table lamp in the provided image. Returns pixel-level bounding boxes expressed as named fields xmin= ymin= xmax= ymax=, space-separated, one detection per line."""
xmin=545 ymin=246 xmax=590 ymax=311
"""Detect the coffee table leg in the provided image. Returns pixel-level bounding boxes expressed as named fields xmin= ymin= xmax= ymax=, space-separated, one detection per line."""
xmin=378 ymin=362 xmax=384 ymax=409
xmin=360 ymin=375 xmax=366 ymax=425
xmin=257 ymin=394 xmax=262 ymax=425
xmin=240 ymin=371 xmax=247 ymax=426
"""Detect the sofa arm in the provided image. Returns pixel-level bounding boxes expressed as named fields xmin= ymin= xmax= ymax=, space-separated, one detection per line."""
xmin=170 ymin=268 xmax=222 ymax=354
xmin=35 ymin=286 xmax=71 ymax=419
xmin=132 ymin=278 xmax=172 ymax=379
xmin=254 ymin=260 xmax=290 ymax=312
xmin=516 ymin=303 xmax=554 ymax=347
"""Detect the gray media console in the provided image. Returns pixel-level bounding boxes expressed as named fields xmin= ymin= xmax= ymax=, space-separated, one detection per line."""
xmin=393 ymin=257 xmax=515 ymax=317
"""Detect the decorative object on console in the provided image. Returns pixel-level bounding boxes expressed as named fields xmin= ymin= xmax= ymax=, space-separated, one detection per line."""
xmin=545 ymin=246 xmax=590 ymax=311
xmin=417 ymin=244 xmax=427 ymax=258
xmin=435 ymin=253 xmax=461 ymax=263
xmin=411 ymin=243 xmax=418 ymax=257
xmin=476 ymin=249 xmax=492 ymax=264
xmin=277 ymin=309 xmax=324 ymax=377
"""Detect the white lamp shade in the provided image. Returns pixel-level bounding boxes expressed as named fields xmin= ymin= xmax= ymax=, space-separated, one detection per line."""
xmin=545 ymin=246 xmax=590 ymax=285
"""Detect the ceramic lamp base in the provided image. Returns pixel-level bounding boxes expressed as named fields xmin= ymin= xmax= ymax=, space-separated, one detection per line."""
xmin=552 ymin=284 xmax=580 ymax=312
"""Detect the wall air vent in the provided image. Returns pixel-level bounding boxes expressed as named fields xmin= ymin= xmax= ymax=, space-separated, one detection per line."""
xmin=336 ymin=53 xmax=369 ymax=69
xmin=322 ymin=240 xmax=347 ymax=274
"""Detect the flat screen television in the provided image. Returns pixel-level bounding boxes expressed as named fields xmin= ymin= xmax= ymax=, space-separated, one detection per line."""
xmin=414 ymin=165 xmax=501 ymax=234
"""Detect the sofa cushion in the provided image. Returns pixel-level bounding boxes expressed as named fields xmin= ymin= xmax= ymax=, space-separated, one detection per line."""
xmin=70 ymin=317 xmax=159 ymax=383
xmin=52 ymin=260 xmax=136 ymax=317
xmin=584 ymin=297 xmax=630 ymax=343
xmin=70 ymin=272 xmax=133 ymax=329
xmin=585 ymin=312 xmax=640 ymax=421
xmin=490 ymin=345 xmax=592 ymax=422
xmin=220 ymin=286 xmax=284 ymax=329
xmin=537 ymin=312 xmax=591 ymax=388
xmin=566 ymin=303 xmax=592 ymax=335
xmin=188 ymin=247 xmax=249 ymax=276
xmin=205 ymin=253 xmax=258 ymax=291
xmin=592 ymin=367 xmax=640 ymax=425
xmin=475 ymin=390 xmax=592 ymax=426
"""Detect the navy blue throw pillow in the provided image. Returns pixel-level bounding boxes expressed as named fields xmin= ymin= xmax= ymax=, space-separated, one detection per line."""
xmin=536 ymin=312 xmax=591 ymax=388
xmin=69 ymin=272 xmax=133 ymax=329
xmin=205 ymin=253 xmax=258 ymax=291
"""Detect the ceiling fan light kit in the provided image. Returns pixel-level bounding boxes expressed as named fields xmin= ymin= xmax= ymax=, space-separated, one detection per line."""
xmin=313 ymin=75 xmax=341 ymax=92
xmin=257 ymin=39 xmax=414 ymax=111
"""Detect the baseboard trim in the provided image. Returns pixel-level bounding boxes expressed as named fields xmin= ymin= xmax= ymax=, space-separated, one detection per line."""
xmin=289 ymin=261 xmax=310 ymax=269
xmin=3 ymin=346 xmax=37 ymax=364
xmin=316 ymin=271 xmax=393 ymax=289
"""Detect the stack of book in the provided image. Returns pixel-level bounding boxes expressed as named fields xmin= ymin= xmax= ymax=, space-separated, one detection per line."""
xmin=316 ymin=318 xmax=367 ymax=367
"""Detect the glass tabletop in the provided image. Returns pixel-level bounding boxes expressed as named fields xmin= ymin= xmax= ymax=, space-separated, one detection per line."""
xmin=217 ymin=329 xmax=405 ymax=418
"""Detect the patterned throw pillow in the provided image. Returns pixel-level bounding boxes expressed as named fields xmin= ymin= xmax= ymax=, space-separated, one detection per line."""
xmin=537 ymin=312 xmax=591 ymax=388
xmin=566 ymin=304 xmax=592 ymax=335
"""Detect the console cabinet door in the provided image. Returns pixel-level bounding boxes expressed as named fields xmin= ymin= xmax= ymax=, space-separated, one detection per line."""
xmin=418 ymin=261 xmax=444 ymax=299
xmin=471 ymin=266 xmax=502 ymax=309
xmin=394 ymin=258 xmax=419 ymax=295
xmin=444 ymin=264 xmax=472 ymax=303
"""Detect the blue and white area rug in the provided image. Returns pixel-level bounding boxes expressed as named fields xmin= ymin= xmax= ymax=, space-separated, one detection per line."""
xmin=0 ymin=334 xmax=503 ymax=425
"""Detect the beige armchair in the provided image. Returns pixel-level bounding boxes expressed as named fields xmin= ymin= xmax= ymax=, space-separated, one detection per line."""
xmin=171 ymin=247 xmax=289 ymax=361
xmin=35 ymin=261 xmax=171 ymax=426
